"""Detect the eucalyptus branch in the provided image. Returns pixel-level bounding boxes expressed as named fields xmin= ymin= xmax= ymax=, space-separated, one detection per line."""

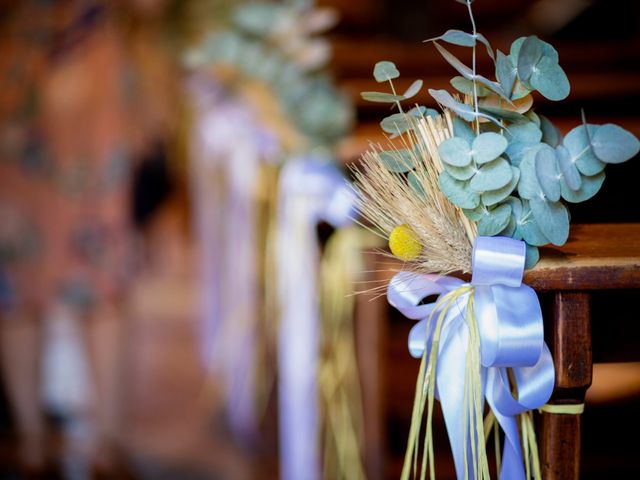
xmin=466 ymin=0 xmax=480 ymax=134
xmin=388 ymin=79 xmax=404 ymax=113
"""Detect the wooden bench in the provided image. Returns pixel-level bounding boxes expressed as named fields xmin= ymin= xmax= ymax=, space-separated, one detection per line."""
xmin=356 ymin=223 xmax=640 ymax=479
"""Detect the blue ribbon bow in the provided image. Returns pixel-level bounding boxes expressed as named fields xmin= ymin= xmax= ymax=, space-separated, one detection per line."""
xmin=388 ymin=236 xmax=555 ymax=480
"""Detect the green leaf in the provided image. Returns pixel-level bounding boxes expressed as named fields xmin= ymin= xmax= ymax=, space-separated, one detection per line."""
xmin=478 ymin=203 xmax=512 ymax=236
xmin=539 ymin=114 xmax=562 ymax=147
xmin=529 ymin=56 xmax=570 ymax=101
xmin=403 ymin=79 xmax=424 ymax=99
xmin=511 ymin=78 xmax=532 ymax=100
xmin=431 ymin=29 xmax=476 ymax=47
xmin=379 ymin=149 xmax=414 ymax=173
xmin=444 ymin=162 xmax=476 ymax=181
xmin=496 ymin=50 xmax=517 ymax=98
xmin=478 ymin=105 xmax=527 ymax=123
xmin=380 ymin=113 xmax=411 ymax=135
xmin=409 ymin=106 xmax=439 ymax=119
xmin=560 ymin=171 xmax=605 ymax=203
xmin=511 ymin=36 xmax=558 ymax=67
xmin=439 ymin=171 xmax=480 ymax=209
xmin=470 ymin=157 xmax=512 ymax=192
xmin=590 ymin=124 xmax=640 ymax=164
xmin=500 ymin=212 xmax=518 ymax=237
xmin=438 ymin=137 xmax=472 ymax=167
xmin=525 ymin=245 xmax=540 ymax=269
xmin=563 ymin=124 xmax=605 ymax=176
xmin=529 ymin=197 xmax=569 ymax=246
xmin=481 ymin=166 xmax=520 ymax=206
xmin=433 ymin=42 xmax=474 ymax=79
xmin=373 ymin=61 xmax=400 ymax=82
xmin=472 ymin=132 xmax=508 ymax=164
xmin=506 ymin=121 xmax=543 ymax=144
xmin=452 ymin=116 xmax=475 ymax=144
xmin=519 ymin=217 xmax=549 ymax=246
xmin=535 ymin=144 xmax=561 ymax=202
xmin=450 ymin=76 xmax=491 ymax=97
xmin=462 ymin=205 xmax=485 ymax=221
xmin=556 ymin=145 xmax=581 ymax=191
xmin=361 ymin=91 xmax=405 ymax=103
xmin=408 ymin=171 xmax=426 ymax=197
xmin=505 ymin=122 xmax=543 ymax=165
xmin=517 ymin=148 xmax=544 ymax=199
xmin=428 ymin=89 xmax=501 ymax=125
xmin=475 ymin=33 xmax=495 ymax=61
xmin=517 ymin=36 xmax=544 ymax=82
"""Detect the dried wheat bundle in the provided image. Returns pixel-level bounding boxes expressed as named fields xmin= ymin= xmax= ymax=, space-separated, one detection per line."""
xmin=352 ymin=110 xmax=477 ymax=275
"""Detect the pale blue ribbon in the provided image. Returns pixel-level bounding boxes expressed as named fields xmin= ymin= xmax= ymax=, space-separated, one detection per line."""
xmin=388 ymin=236 xmax=555 ymax=480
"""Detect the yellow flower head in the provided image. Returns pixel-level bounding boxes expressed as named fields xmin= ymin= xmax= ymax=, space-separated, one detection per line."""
xmin=389 ymin=224 xmax=422 ymax=261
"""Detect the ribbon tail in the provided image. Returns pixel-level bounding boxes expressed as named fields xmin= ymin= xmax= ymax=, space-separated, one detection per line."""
xmin=436 ymin=306 xmax=479 ymax=479
xmin=485 ymin=368 xmax=526 ymax=480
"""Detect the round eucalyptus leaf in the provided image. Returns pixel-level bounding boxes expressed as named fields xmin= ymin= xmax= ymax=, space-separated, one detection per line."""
xmin=438 ymin=137 xmax=472 ymax=167
xmin=379 ymin=149 xmax=414 ymax=173
xmin=408 ymin=106 xmax=439 ymax=119
xmin=428 ymin=89 xmax=488 ymax=123
xmin=496 ymin=50 xmax=516 ymax=99
xmin=517 ymin=150 xmax=544 ymax=199
xmin=563 ymin=124 xmax=605 ymax=176
xmin=462 ymin=205 xmax=485 ymax=221
xmin=470 ymin=158 xmax=512 ymax=192
xmin=450 ymin=76 xmax=491 ymax=97
xmin=560 ymin=171 xmax=605 ymax=203
xmin=506 ymin=121 xmax=542 ymax=144
xmin=525 ymin=245 xmax=540 ymax=269
xmin=526 ymin=111 xmax=541 ymax=127
xmin=591 ymin=124 xmax=640 ymax=164
xmin=511 ymin=79 xmax=532 ymax=100
xmin=403 ymin=79 xmax=424 ymax=99
xmin=436 ymin=29 xmax=476 ymax=47
xmin=439 ymin=171 xmax=480 ymax=209
xmin=505 ymin=196 xmax=523 ymax=219
xmin=408 ymin=172 xmax=426 ymax=197
xmin=518 ymin=217 xmax=549 ymax=246
xmin=361 ymin=91 xmax=405 ymax=103
xmin=481 ymin=166 xmax=520 ymax=206
xmin=380 ymin=113 xmax=411 ymax=135
xmin=535 ymin=144 xmax=561 ymax=202
xmin=472 ymin=132 xmax=508 ymax=164
xmin=529 ymin=197 xmax=569 ymax=246
xmin=556 ymin=145 xmax=581 ymax=191
xmin=517 ymin=36 xmax=543 ymax=82
xmin=477 ymin=203 xmax=512 ymax=236
xmin=452 ymin=116 xmax=476 ymax=145
xmin=499 ymin=212 xmax=517 ymax=237
xmin=510 ymin=36 xmax=558 ymax=66
xmin=444 ymin=162 xmax=476 ymax=181
xmin=529 ymin=56 xmax=570 ymax=101
xmin=373 ymin=61 xmax=400 ymax=82
xmin=539 ymin=114 xmax=562 ymax=147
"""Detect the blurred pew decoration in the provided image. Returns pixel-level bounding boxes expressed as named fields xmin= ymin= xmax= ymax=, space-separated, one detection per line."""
xmin=183 ymin=1 xmax=375 ymax=478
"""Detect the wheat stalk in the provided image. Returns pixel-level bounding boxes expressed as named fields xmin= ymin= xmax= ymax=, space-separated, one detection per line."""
xmin=352 ymin=110 xmax=477 ymax=274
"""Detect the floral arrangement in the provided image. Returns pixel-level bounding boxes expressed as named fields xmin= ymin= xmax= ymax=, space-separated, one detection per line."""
xmin=353 ymin=0 xmax=639 ymax=479
xmin=184 ymin=1 xmax=352 ymax=151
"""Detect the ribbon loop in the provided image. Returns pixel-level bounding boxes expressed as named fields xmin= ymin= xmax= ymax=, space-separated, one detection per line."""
xmin=472 ymin=236 xmax=525 ymax=287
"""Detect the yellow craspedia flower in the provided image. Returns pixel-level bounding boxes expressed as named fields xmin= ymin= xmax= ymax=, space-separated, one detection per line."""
xmin=389 ymin=224 xmax=422 ymax=261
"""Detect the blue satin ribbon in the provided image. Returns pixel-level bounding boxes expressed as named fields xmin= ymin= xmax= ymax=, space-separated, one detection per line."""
xmin=388 ymin=236 xmax=555 ymax=480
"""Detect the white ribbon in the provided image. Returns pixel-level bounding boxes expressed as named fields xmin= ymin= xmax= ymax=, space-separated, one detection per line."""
xmin=277 ymin=157 xmax=354 ymax=480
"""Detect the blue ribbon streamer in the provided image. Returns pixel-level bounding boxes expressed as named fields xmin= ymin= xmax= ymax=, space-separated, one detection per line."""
xmin=388 ymin=236 xmax=554 ymax=480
